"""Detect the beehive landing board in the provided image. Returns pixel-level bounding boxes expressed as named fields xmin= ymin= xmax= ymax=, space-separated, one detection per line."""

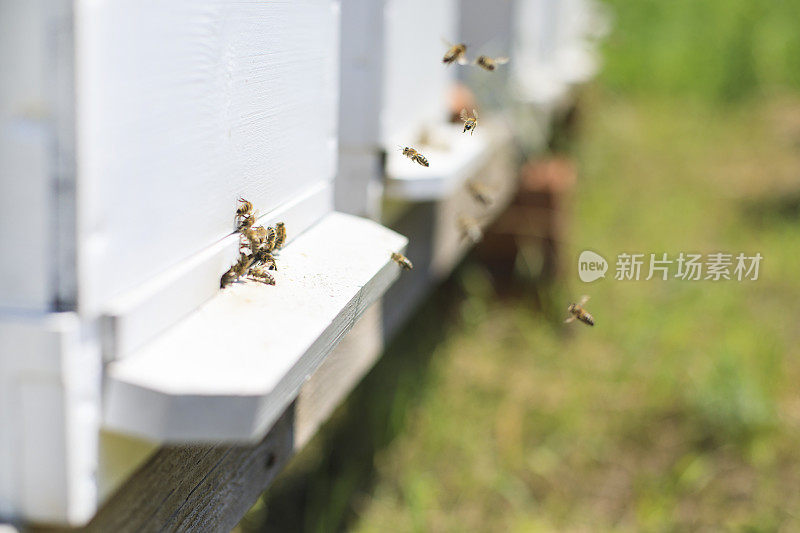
xmin=103 ymin=212 xmax=408 ymax=443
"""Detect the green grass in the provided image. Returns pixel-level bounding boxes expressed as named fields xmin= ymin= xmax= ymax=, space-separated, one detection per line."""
xmin=317 ymin=93 xmax=800 ymax=532
xmin=239 ymin=2 xmax=800 ymax=531
xmin=600 ymin=0 xmax=800 ymax=102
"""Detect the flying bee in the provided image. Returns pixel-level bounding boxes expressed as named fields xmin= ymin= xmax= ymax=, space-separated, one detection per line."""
xmin=467 ymin=181 xmax=494 ymax=207
xmin=391 ymin=252 xmax=413 ymax=270
xmin=400 ymin=146 xmax=429 ymax=167
xmin=442 ymin=40 xmax=468 ymax=65
xmin=247 ymin=266 xmax=276 ymax=286
xmin=275 ymin=222 xmax=287 ymax=249
xmin=474 ymin=55 xmax=509 ymax=71
xmin=459 ymin=108 xmax=478 ymax=135
xmin=565 ymin=295 xmax=595 ymax=327
xmin=459 ymin=216 xmax=483 ymax=244
xmin=253 ymin=247 xmax=278 ymax=270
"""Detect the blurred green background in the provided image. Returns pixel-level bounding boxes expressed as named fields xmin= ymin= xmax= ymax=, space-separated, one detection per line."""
xmin=239 ymin=1 xmax=800 ymax=530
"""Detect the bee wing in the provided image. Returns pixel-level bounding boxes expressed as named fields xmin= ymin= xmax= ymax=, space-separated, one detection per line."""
xmin=564 ymin=316 xmax=576 ymax=323
xmin=459 ymin=108 xmax=469 ymax=121
xmin=456 ymin=55 xmax=469 ymax=65
xmin=473 ymin=109 xmax=479 ymax=119
xmin=441 ymin=37 xmax=454 ymax=48
xmin=579 ymin=295 xmax=591 ymax=306
xmin=495 ymin=56 xmax=510 ymax=65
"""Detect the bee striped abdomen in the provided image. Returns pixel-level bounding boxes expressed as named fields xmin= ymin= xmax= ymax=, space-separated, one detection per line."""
xmin=275 ymin=222 xmax=287 ymax=249
xmin=264 ymin=226 xmax=276 ymax=251
xmin=578 ymin=310 xmax=594 ymax=326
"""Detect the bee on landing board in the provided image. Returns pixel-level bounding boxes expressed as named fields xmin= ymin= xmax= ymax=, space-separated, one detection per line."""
xmin=237 ymin=198 xmax=253 ymax=218
xmin=442 ymin=40 xmax=468 ymax=65
xmin=565 ymin=295 xmax=595 ymax=326
xmin=400 ymin=146 xmax=430 ymax=167
xmin=242 ymin=226 xmax=266 ymax=250
xmin=220 ymin=253 xmax=254 ymax=288
xmin=475 ymin=55 xmax=509 ymax=71
xmin=253 ymin=247 xmax=278 ymax=271
xmin=236 ymin=198 xmax=256 ymax=230
xmin=459 ymin=108 xmax=478 ymax=135
xmin=247 ymin=266 xmax=276 ymax=286
xmin=264 ymin=226 xmax=277 ymax=251
xmin=220 ymin=268 xmax=238 ymax=289
xmin=238 ymin=213 xmax=256 ymax=231
xmin=275 ymin=222 xmax=287 ymax=249
xmin=391 ymin=252 xmax=413 ymax=270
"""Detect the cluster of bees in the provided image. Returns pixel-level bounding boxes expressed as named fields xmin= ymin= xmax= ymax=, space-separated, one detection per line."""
xmin=220 ymin=198 xmax=287 ymax=289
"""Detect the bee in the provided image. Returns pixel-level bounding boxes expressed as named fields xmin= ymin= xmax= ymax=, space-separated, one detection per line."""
xmin=263 ymin=226 xmax=277 ymax=251
xmin=220 ymin=268 xmax=238 ymax=289
xmin=253 ymin=247 xmax=278 ymax=270
xmin=237 ymin=198 xmax=254 ymax=218
xmin=242 ymin=226 xmax=266 ymax=249
xmin=459 ymin=216 xmax=483 ymax=244
xmin=220 ymin=253 xmax=254 ymax=288
xmin=238 ymin=213 xmax=256 ymax=231
xmin=459 ymin=108 xmax=478 ymax=135
xmin=275 ymin=222 xmax=287 ymax=249
xmin=565 ymin=295 xmax=595 ymax=327
xmin=442 ymin=41 xmax=468 ymax=65
xmin=467 ymin=181 xmax=493 ymax=207
xmin=247 ymin=266 xmax=276 ymax=286
xmin=474 ymin=55 xmax=509 ymax=71
xmin=233 ymin=253 xmax=253 ymax=275
xmin=391 ymin=252 xmax=413 ymax=270
xmin=400 ymin=146 xmax=430 ymax=167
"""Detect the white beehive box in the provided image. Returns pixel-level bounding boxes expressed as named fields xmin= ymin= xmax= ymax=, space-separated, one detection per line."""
xmin=511 ymin=0 xmax=607 ymax=106
xmin=338 ymin=0 xmax=489 ymax=214
xmin=0 ymin=0 xmax=409 ymax=526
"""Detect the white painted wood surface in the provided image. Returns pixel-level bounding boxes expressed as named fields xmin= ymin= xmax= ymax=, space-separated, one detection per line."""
xmin=101 ymin=182 xmax=332 ymax=362
xmin=553 ymin=0 xmax=602 ymax=85
xmin=511 ymin=0 xmax=568 ymax=105
xmin=381 ymin=0 xmax=456 ymax=147
xmin=457 ymin=0 xmax=516 ymax=104
xmin=0 ymin=0 xmax=72 ymax=312
xmin=384 ymin=122 xmax=491 ymax=201
xmin=74 ymin=0 xmax=340 ymax=314
xmin=0 ymin=314 xmax=100 ymax=526
xmin=104 ymin=212 xmax=408 ymax=442
xmin=338 ymin=0 xmax=387 ymax=149
xmin=511 ymin=0 xmax=604 ymax=105
xmin=335 ymin=0 xmax=458 ymax=218
xmin=0 ymin=0 xmax=609 ymax=526
xmin=335 ymin=0 xmax=387 ymax=217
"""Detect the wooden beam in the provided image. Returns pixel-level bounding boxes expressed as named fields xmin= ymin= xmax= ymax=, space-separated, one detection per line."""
xmin=34 ymin=409 xmax=295 ymax=533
